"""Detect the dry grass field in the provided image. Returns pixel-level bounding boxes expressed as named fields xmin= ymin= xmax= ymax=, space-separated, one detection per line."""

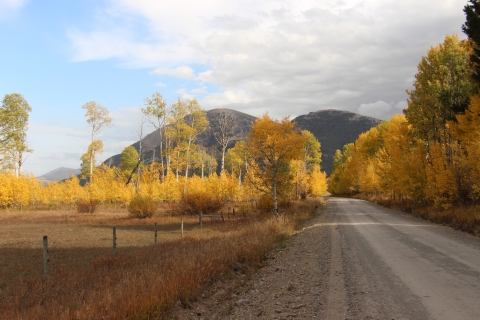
xmin=0 ymin=205 xmax=202 ymax=286
xmin=0 ymin=199 xmax=322 ymax=319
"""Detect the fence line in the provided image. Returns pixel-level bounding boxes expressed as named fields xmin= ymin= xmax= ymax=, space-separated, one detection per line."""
xmin=41 ymin=217 xmax=227 ymax=274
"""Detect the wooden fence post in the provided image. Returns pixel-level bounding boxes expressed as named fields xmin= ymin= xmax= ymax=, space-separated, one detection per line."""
xmin=154 ymin=222 xmax=158 ymax=244
xmin=181 ymin=218 xmax=184 ymax=238
xmin=43 ymin=236 xmax=49 ymax=278
xmin=113 ymin=227 xmax=117 ymax=256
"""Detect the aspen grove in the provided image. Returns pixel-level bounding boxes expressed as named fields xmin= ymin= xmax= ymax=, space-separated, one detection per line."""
xmin=0 ymin=97 xmax=327 ymax=212
xmin=329 ymin=27 xmax=480 ymax=233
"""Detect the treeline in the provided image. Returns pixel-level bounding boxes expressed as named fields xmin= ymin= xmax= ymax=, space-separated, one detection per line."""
xmin=329 ymin=31 xmax=480 ymax=210
xmin=0 ymin=113 xmax=327 ymax=212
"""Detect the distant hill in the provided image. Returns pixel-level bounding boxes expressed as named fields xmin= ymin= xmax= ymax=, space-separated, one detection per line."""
xmin=36 ymin=167 xmax=81 ymax=183
xmin=103 ymin=108 xmax=381 ymax=176
xmin=294 ymin=110 xmax=382 ymax=175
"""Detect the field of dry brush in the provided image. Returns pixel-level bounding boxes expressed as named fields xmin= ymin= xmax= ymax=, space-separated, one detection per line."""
xmin=0 ymin=200 xmax=322 ymax=319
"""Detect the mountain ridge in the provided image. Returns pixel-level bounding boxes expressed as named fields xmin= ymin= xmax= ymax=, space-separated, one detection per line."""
xmin=103 ymin=108 xmax=382 ymax=176
xmin=36 ymin=167 xmax=81 ymax=183
xmin=292 ymin=109 xmax=382 ymax=174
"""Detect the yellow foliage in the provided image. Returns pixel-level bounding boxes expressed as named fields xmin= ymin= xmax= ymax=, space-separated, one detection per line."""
xmin=307 ymin=165 xmax=327 ymax=197
xmin=425 ymin=143 xmax=458 ymax=208
xmin=450 ymin=95 xmax=480 ymax=202
xmin=62 ymin=175 xmax=86 ymax=206
xmin=186 ymin=175 xmax=207 ymax=194
xmin=329 ymin=115 xmax=427 ymax=203
xmin=162 ymin=170 xmax=181 ymax=201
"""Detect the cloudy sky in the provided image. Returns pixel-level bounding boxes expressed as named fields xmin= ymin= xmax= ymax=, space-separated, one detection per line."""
xmin=0 ymin=0 xmax=468 ymax=176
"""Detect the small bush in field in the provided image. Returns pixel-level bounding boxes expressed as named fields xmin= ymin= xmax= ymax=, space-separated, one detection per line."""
xmin=257 ymin=195 xmax=274 ymax=212
xmin=128 ymin=195 xmax=157 ymax=219
xmin=180 ymin=191 xmax=223 ymax=215
xmin=257 ymin=195 xmax=291 ymax=213
xmin=76 ymin=199 xmax=98 ymax=213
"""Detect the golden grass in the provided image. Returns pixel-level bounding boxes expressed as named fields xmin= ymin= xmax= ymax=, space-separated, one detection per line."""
xmin=0 ymin=199 xmax=323 ymax=319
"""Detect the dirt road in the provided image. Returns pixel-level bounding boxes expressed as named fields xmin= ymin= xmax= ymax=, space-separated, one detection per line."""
xmin=174 ymin=197 xmax=480 ymax=319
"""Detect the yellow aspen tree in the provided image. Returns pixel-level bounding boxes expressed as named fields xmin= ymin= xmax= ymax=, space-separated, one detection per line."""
xmin=162 ymin=170 xmax=181 ymax=201
xmin=217 ymin=170 xmax=237 ymax=202
xmin=192 ymin=147 xmax=216 ymax=179
xmin=142 ymin=92 xmax=168 ymax=179
xmin=167 ymin=99 xmax=209 ymax=182
xmin=140 ymin=163 xmax=163 ymax=200
xmin=246 ymin=114 xmax=307 ymax=219
xmin=0 ymin=93 xmax=32 ymax=177
xmin=11 ymin=174 xmax=30 ymax=209
xmin=358 ymin=160 xmax=380 ymax=194
xmin=225 ymin=140 xmax=248 ymax=183
xmin=307 ymin=165 xmax=327 ymax=197
xmin=205 ymin=172 xmax=220 ymax=196
xmin=425 ymin=143 xmax=458 ymax=209
xmin=0 ymin=172 xmax=13 ymax=207
xmin=405 ymin=35 xmax=473 ymax=148
xmin=379 ymin=115 xmax=426 ymax=202
xmin=27 ymin=175 xmax=44 ymax=207
xmin=292 ymin=160 xmax=309 ymax=199
xmin=45 ymin=181 xmax=62 ymax=208
xmin=450 ymin=95 xmax=480 ymax=203
xmin=61 ymin=175 xmax=85 ymax=206
xmin=186 ymin=174 xmax=207 ymax=194
xmin=183 ymin=100 xmax=209 ymax=180
xmin=328 ymin=144 xmax=355 ymax=195
xmin=81 ymin=101 xmax=112 ymax=177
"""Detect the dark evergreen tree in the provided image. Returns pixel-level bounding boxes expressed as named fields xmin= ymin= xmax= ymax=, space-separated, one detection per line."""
xmin=463 ymin=0 xmax=480 ymax=85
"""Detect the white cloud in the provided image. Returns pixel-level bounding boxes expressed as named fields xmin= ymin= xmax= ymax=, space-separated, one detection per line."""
xmin=111 ymin=106 xmax=142 ymax=128
xmin=190 ymin=86 xmax=207 ymax=94
xmin=0 ymin=0 xmax=26 ymax=8
xmin=23 ymin=123 xmax=87 ymax=176
xmin=23 ymin=107 xmax=143 ymax=176
xmin=155 ymin=82 xmax=166 ymax=87
xmin=201 ymin=89 xmax=251 ymax=107
xmin=359 ymin=101 xmax=392 ymax=119
xmin=175 ymin=88 xmax=195 ymax=100
xmin=0 ymin=0 xmax=27 ymax=21
xmin=150 ymin=66 xmax=196 ymax=79
xmin=67 ymin=0 xmax=468 ymax=119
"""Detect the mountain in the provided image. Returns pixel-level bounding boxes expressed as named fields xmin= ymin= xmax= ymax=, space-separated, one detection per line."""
xmin=36 ymin=167 xmax=81 ymax=183
xmin=103 ymin=108 xmax=381 ymax=176
xmin=294 ymin=109 xmax=382 ymax=175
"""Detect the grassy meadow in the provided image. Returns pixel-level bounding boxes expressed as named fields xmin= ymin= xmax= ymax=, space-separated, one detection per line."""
xmin=0 ymin=199 xmax=322 ymax=319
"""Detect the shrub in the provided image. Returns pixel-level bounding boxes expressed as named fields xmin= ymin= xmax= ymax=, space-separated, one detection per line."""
xmin=179 ymin=191 xmax=223 ymax=215
xmin=128 ymin=195 xmax=157 ymax=219
xmin=257 ymin=195 xmax=274 ymax=212
xmin=76 ymin=199 xmax=98 ymax=213
xmin=256 ymin=194 xmax=291 ymax=213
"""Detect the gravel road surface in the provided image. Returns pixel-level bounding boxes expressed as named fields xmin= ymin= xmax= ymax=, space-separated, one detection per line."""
xmin=174 ymin=197 xmax=480 ymax=319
